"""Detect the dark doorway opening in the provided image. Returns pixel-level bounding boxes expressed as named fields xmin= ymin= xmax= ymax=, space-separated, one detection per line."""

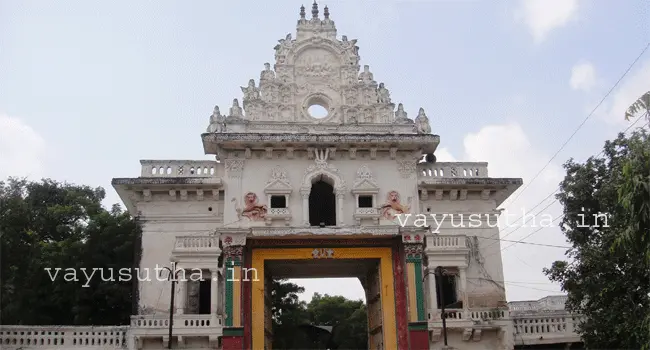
xmin=198 ymin=279 xmax=211 ymax=314
xmin=309 ymin=180 xmax=336 ymax=226
xmin=436 ymin=274 xmax=458 ymax=308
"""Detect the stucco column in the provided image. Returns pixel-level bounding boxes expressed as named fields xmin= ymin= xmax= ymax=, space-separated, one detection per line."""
xmin=427 ymin=262 xmax=438 ymax=318
xmin=459 ymin=267 xmax=468 ymax=311
xmin=210 ymin=268 xmax=219 ymax=325
xmin=300 ymin=189 xmax=310 ymax=226
xmin=177 ymin=277 xmax=186 ymax=314
xmin=336 ymin=191 xmax=345 ymax=226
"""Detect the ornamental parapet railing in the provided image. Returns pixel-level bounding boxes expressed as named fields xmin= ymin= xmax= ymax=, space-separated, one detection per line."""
xmin=425 ymin=234 xmax=468 ymax=251
xmin=427 ymin=308 xmax=509 ymax=323
xmin=512 ymin=312 xmax=583 ymax=345
xmin=172 ymin=236 xmax=221 ymax=255
xmin=140 ymin=160 xmax=220 ymax=178
xmin=130 ymin=314 xmax=221 ymax=330
xmin=418 ymin=162 xmax=488 ymax=179
xmin=0 ymin=325 xmax=128 ymax=349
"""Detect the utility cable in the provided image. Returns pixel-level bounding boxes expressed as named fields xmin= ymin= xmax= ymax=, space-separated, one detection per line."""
xmin=484 ymin=115 xmax=648 ymax=251
xmin=500 ymin=41 xmax=650 ymax=209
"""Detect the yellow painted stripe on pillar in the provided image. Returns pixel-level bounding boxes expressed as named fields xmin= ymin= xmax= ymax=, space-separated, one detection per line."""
xmin=233 ymin=267 xmax=241 ymax=327
xmin=407 ymin=263 xmax=418 ymax=323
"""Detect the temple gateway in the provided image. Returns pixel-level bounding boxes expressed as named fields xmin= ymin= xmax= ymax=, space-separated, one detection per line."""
xmin=0 ymin=3 xmax=583 ymax=350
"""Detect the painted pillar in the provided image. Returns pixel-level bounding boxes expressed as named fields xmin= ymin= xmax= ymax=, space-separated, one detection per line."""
xmin=404 ymin=242 xmax=428 ymax=350
xmin=223 ymin=244 xmax=244 ymax=350
xmin=393 ymin=243 xmax=409 ymax=350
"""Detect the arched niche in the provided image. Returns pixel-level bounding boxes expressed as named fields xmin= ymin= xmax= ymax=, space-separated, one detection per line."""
xmin=300 ymin=167 xmax=347 ymax=227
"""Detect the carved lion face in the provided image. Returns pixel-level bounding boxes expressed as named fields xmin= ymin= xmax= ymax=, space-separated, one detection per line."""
xmin=245 ymin=192 xmax=257 ymax=204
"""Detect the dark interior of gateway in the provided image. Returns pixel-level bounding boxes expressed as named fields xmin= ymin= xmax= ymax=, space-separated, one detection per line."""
xmin=309 ymin=180 xmax=336 ymax=226
xmin=265 ymin=259 xmax=383 ymax=350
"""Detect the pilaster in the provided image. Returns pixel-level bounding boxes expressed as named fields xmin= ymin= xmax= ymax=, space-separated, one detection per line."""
xmin=300 ymin=188 xmax=310 ymax=226
xmin=403 ymin=233 xmax=428 ymax=350
xmin=221 ymin=232 xmax=245 ymax=350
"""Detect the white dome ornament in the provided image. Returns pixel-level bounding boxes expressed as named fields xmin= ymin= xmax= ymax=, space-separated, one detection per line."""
xmin=415 ymin=107 xmax=431 ymax=134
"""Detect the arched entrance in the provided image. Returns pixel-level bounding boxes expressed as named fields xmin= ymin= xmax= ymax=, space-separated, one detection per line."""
xmin=309 ymin=179 xmax=336 ymax=226
xmin=251 ymin=247 xmax=398 ymax=350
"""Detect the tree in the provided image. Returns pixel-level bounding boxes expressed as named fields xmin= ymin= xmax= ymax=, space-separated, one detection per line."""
xmin=624 ymin=90 xmax=650 ymax=121
xmin=618 ymin=91 xmax=650 ymax=346
xmin=307 ymin=293 xmax=368 ymax=349
xmin=0 ymin=178 xmax=140 ymax=325
xmin=269 ymin=283 xmax=369 ymax=349
xmin=270 ymin=279 xmax=311 ymax=349
xmin=544 ymin=130 xmax=650 ymax=349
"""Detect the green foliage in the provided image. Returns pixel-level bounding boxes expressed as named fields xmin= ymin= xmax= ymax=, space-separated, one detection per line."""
xmin=270 ymin=282 xmax=368 ymax=350
xmin=0 ymin=178 xmax=141 ymax=325
xmin=544 ymin=130 xmax=650 ymax=349
xmin=307 ymin=293 xmax=368 ymax=349
xmin=624 ymin=90 xmax=650 ymax=120
xmin=271 ymin=279 xmax=311 ymax=349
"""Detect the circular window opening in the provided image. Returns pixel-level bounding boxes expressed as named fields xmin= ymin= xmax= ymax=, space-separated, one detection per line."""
xmin=308 ymin=104 xmax=329 ymax=119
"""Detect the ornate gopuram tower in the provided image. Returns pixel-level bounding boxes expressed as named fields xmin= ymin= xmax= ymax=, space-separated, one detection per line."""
xmin=112 ymin=2 xmax=523 ymax=349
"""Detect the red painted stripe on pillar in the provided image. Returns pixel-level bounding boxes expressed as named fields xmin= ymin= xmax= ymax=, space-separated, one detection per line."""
xmin=393 ymin=242 xmax=409 ymax=349
xmin=243 ymin=246 xmax=251 ymax=350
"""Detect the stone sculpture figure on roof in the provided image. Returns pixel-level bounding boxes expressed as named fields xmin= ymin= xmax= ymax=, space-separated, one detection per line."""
xmin=241 ymin=79 xmax=260 ymax=102
xmin=395 ymin=103 xmax=412 ymax=124
xmin=228 ymin=99 xmax=244 ymax=119
xmin=206 ymin=105 xmax=225 ymax=133
xmin=414 ymin=107 xmax=431 ymax=134
xmin=260 ymin=63 xmax=275 ymax=81
xmin=377 ymin=83 xmax=391 ymax=104
xmin=359 ymin=65 xmax=375 ymax=85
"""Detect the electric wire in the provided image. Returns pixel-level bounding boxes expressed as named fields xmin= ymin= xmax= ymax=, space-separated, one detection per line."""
xmin=483 ymin=115 xmax=648 ymax=251
xmin=499 ymin=41 xmax=650 ymax=210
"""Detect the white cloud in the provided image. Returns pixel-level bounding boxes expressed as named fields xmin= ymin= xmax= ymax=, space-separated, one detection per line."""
xmin=570 ymin=62 xmax=597 ymax=92
xmin=600 ymin=58 xmax=650 ymax=125
xmin=0 ymin=114 xmax=46 ymax=181
xmin=433 ymin=147 xmax=456 ymax=162
xmin=515 ymin=0 xmax=579 ymax=43
xmin=444 ymin=123 xmax=567 ymax=301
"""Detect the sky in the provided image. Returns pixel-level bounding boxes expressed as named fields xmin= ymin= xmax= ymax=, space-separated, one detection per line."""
xmin=1 ymin=0 xmax=649 ymax=304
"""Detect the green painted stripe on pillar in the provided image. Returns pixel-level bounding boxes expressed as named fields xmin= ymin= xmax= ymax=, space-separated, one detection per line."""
xmin=225 ymin=258 xmax=234 ymax=327
xmin=408 ymin=322 xmax=428 ymax=330
xmin=414 ymin=261 xmax=426 ymax=321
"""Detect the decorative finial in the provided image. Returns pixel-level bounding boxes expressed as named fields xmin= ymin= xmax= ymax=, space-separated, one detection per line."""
xmin=312 ymin=1 xmax=319 ymax=18
xmin=300 ymin=4 xmax=305 ymax=19
xmin=324 ymin=5 xmax=329 ymax=19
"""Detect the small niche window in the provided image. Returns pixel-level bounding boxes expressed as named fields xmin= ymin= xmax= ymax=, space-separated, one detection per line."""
xmin=198 ymin=279 xmax=211 ymax=314
xmin=270 ymin=195 xmax=287 ymax=208
xmin=358 ymin=195 xmax=373 ymax=208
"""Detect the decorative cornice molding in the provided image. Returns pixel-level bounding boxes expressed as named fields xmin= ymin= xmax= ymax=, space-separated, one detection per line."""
xmin=251 ymin=225 xmax=399 ymax=237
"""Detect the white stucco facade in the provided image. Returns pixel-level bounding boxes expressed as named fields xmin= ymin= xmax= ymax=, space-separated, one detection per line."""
xmin=0 ymin=3 xmax=583 ymax=350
